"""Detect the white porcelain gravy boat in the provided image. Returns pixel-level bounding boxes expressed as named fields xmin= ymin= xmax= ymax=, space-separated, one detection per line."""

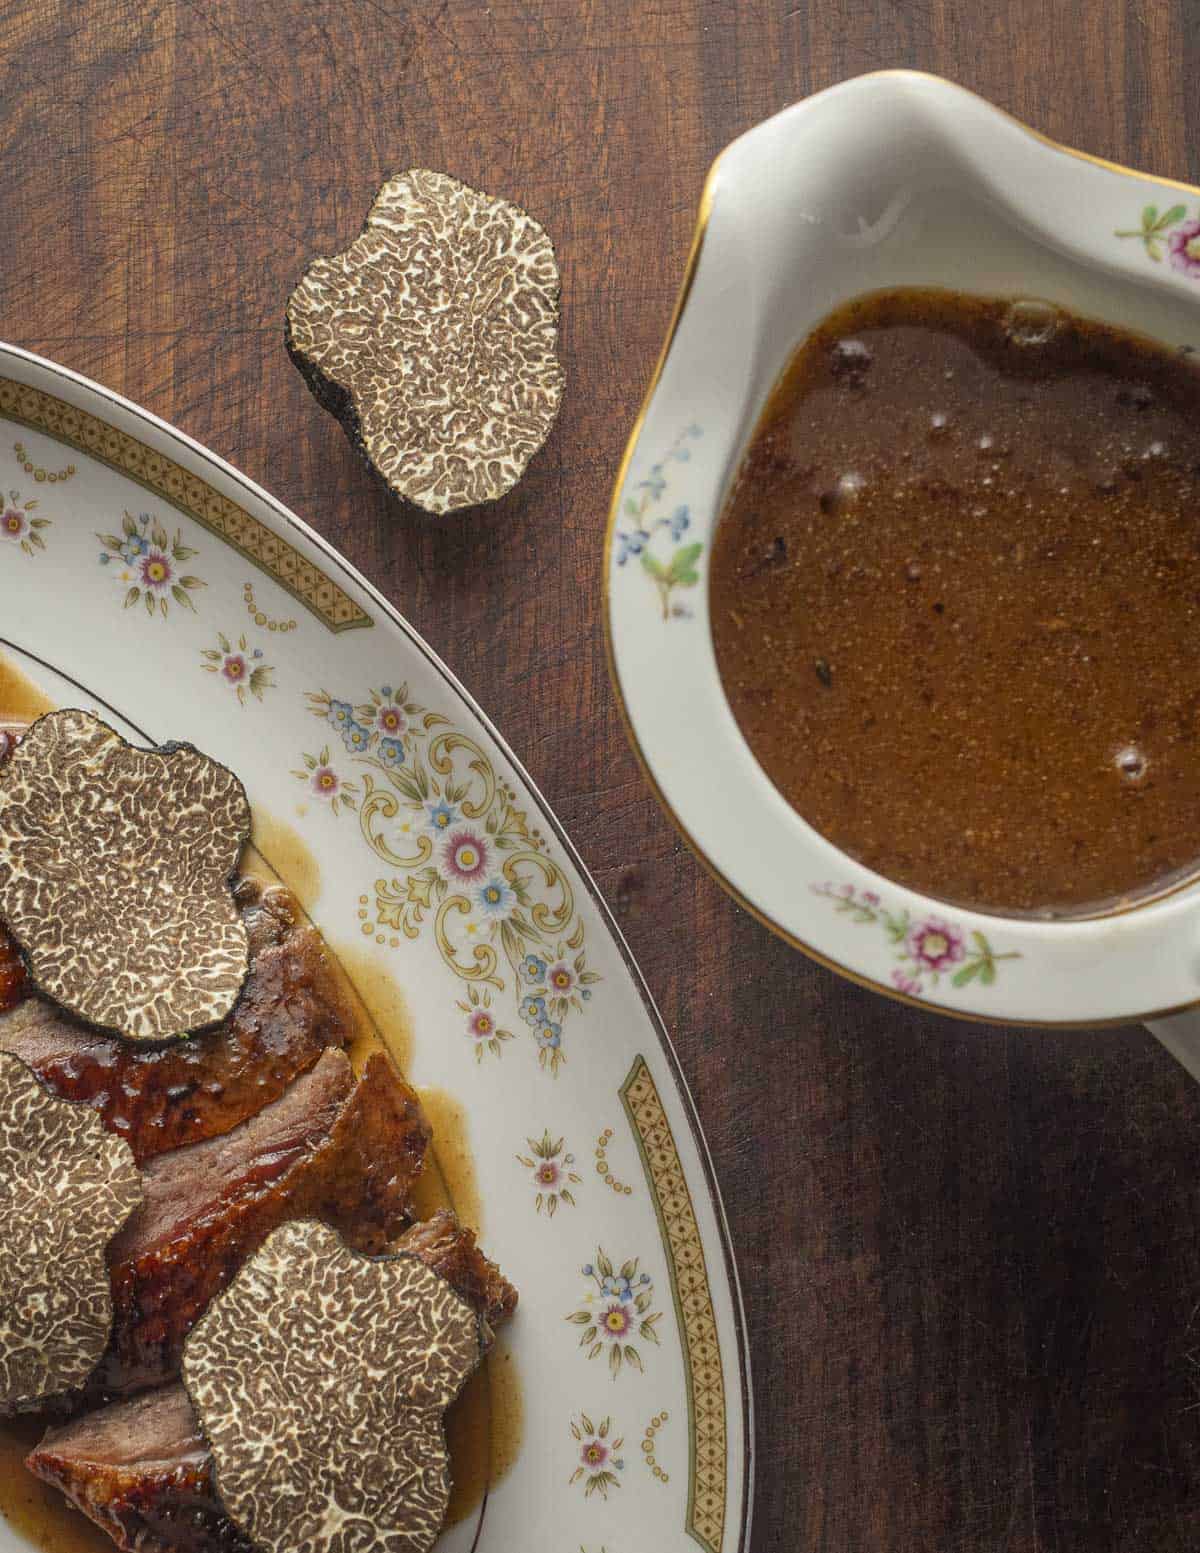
xmin=605 ymin=71 xmax=1200 ymax=1075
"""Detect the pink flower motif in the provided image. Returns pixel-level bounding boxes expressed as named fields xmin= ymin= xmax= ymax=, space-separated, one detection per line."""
xmin=838 ymin=883 xmax=855 ymax=898
xmin=221 ymin=654 xmax=247 ymax=685
xmin=310 ymin=766 xmax=340 ymax=800
xmin=1168 ymin=219 xmax=1200 ymax=277
xmin=376 ymin=704 xmax=408 ymax=736
xmin=891 ymin=968 xmax=924 ymax=997
xmin=466 ymin=1007 xmax=495 ymax=1041
xmin=442 ymin=828 xmax=489 ymax=884
xmin=547 ymin=960 xmax=575 ymax=995
xmin=139 ymin=548 xmax=174 ymax=590
xmin=581 ymin=1439 xmax=609 ymax=1470
xmin=599 ymin=1301 xmax=633 ymax=1340
xmin=535 ymin=1160 xmax=560 ymax=1188
xmin=861 ymin=891 xmax=880 ymax=907
xmin=1 ymin=508 xmax=27 ymax=540
xmin=906 ymin=917 xmax=965 ymax=972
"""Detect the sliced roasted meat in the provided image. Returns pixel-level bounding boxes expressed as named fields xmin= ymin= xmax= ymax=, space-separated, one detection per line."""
xmin=101 ymin=1047 xmax=430 ymax=1394
xmin=29 ymin=1214 xmax=518 ymax=1553
xmin=27 ymin=1385 xmax=251 ymax=1553
xmin=0 ymin=924 xmax=26 ymax=1011
xmin=398 ymin=1208 xmax=519 ymax=1329
xmin=0 ymin=878 xmax=353 ymax=1163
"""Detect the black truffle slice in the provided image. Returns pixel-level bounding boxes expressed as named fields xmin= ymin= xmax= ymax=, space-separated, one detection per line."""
xmin=286 ymin=168 xmax=564 ymax=515
xmin=0 ymin=1050 xmax=142 ymax=1412
xmin=182 ymin=1218 xmax=483 ymax=1553
xmin=0 ymin=709 xmax=251 ymax=1042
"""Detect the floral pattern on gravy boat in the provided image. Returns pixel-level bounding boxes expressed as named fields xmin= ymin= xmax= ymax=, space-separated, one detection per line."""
xmin=1116 ymin=202 xmax=1200 ymax=270
xmin=0 ymin=342 xmax=750 ymax=1552
xmin=605 ymin=71 xmax=1200 ymax=1030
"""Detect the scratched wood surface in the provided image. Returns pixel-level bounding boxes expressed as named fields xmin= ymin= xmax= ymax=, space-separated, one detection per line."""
xmin=2 ymin=2 xmax=1200 ymax=1548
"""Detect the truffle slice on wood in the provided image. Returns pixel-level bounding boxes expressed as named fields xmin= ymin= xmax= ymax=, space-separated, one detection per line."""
xmin=182 ymin=1218 xmax=483 ymax=1553
xmin=0 ymin=709 xmax=251 ymax=1042
xmin=286 ymin=168 xmax=564 ymax=515
xmin=0 ymin=1050 xmax=141 ymax=1412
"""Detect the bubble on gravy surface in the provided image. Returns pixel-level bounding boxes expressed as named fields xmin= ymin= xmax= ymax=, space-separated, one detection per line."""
xmin=710 ymin=287 xmax=1200 ymax=917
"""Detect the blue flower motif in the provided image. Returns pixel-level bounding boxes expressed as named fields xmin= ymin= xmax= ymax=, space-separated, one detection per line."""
xmin=602 ymin=1274 xmax=634 ymax=1301
xmin=581 ymin=988 xmax=592 ymax=1001
xmin=120 ymin=533 xmax=149 ymax=564
xmin=381 ymin=685 xmax=393 ymax=697
xmin=99 ymin=552 xmax=109 ymax=564
xmin=342 ymin=721 xmax=370 ymax=754
xmin=535 ymin=1020 xmax=562 ymax=1051
xmin=521 ymin=954 xmax=547 ymax=984
xmin=668 ymin=505 xmax=690 ymax=541
xmin=637 ymin=464 xmax=667 ymax=503
xmin=327 ymin=699 xmax=354 ymax=732
xmin=582 ymin=1262 xmax=595 ymax=1277
xmin=252 ymin=648 xmax=263 ymax=660
xmin=475 ymin=877 xmax=516 ymax=916
xmin=675 ymin=446 xmax=691 ymax=462
xmin=378 ymin=736 xmax=405 ymax=768
xmin=520 ymin=994 xmax=548 ymax=1027
xmin=616 ymin=528 xmax=650 ymax=567
xmin=425 ymin=799 xmax=459 ymax=833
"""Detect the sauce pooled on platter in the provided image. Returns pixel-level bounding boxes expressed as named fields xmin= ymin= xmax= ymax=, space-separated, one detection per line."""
xmin=710 ymin=288 xmax=1200 ymax=916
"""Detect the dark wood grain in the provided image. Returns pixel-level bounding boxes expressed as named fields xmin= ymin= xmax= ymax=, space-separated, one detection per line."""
xmin=2 ymin=3 xmax=1200 ymax=1547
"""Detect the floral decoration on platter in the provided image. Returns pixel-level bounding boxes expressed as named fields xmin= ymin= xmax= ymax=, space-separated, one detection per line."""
xmin=596 ymin=1126 xmax=633 ymax=1197
xmin=200 ymin=632 xmax=274 ymax=705
xmin=1115 ymin=202 xmax=1200 ymax=272
xmin=516 ymin=1129 xmax=581 ymax=1216
xmin=457 ymin=985 xmax=512 ymax=1061
xmin=567 ymin=1248 xmax=661 ymax=1376
xmin=299 ymin=684 xmax=599 ymax=1074
xmin=569 ymin=1414 xmax=625 ymax=1499
xmin=642 ymin=1411 xmax=671 ymax=1484
xmin=13 ymin=439 xmax=75 ymax=484
xmin=1 ymin=489 xmax=50 ymax=557
xmin=97 ymin=511 xmax=204 ymax=618
xmin=615 ymin=424 xmax=703 ymax=620
xmin=293 ymin=747 xmax=359 ymax=816
xmin=243 ymin=580 xmax=297 ymax=633
xmin=811 ymin=882 xmax=1019 ymax=996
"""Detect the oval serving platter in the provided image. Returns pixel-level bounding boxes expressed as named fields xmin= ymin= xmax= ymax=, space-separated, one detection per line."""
xmin=0 ymin=345 xmax=751 ymax=1553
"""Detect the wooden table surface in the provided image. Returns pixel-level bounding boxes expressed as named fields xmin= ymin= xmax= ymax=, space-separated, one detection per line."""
xmin=5 ymin=2 xmax=1200 ymax=1548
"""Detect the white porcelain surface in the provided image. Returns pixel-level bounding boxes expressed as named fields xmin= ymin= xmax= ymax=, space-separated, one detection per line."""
xmin=606 ymin=70 xmax=1200 ymax=1026
xmin=0 ymin=343 xmax=750 ymax=1553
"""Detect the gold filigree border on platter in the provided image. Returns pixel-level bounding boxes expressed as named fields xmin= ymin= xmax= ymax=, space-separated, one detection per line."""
xmin=0 ymin=376 xmax=371 ymax=632
xmin=621 ymin=1056 xmax=726 ymax=1553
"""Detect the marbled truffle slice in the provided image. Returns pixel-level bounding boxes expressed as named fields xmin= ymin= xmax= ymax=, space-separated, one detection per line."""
xmin=287 ymin=168 xmax=563 ymax=515
xmin=0 ymin=1050 xmax=142 ymax=1412
xmin=183 ymin=1218 xmax=483 ymax=1553
xmin=0 ymin=709 xmax=251 ymax=1042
